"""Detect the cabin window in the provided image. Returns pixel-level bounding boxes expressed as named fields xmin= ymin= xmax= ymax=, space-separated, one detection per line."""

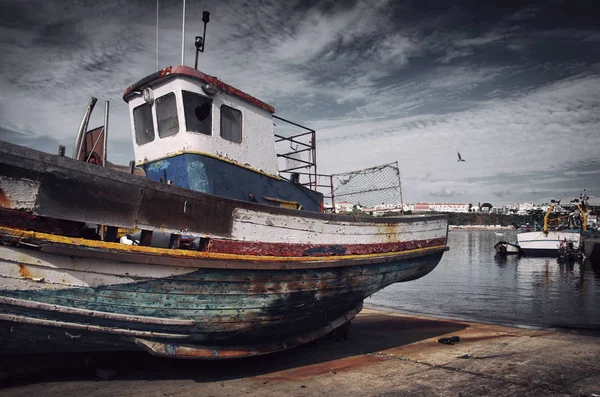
xmin=156 ymin=93 xmax=179 ymax=138
xmin=182 ymin=90 xmax=212 ymax=135
xmin=220 ymin=105 xmax=242 ymax=143
xmin=133 ymin=103 xmax=155 ymax=145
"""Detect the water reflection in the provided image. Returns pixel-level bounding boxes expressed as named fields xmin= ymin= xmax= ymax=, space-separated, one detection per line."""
xmin=367 ymin=230 xmax=600 ymax=331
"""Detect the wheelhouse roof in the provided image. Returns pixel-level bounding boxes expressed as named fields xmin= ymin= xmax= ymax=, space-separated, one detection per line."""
xmin=123 ymin=65 xmax=275 ymax=114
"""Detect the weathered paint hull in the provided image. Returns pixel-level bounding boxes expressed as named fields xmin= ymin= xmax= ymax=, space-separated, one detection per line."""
xmin=0 ymin=242 xmax=444 ymax=357
xmin=141 ymin=153 xmax=323 ymax=212
xmin=0 ymin=140 xmax=449 ymax=358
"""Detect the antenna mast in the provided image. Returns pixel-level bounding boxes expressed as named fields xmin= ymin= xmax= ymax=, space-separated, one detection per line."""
xmin=181 ymin=0 xmax=186 ymax=65
xmin=156 ymin=0 xmax=159 ymax=70
xmin=194 ymin=11 xmax=210 ymax=70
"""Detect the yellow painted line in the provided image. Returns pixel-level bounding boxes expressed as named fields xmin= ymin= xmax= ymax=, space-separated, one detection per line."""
xmin=0 ymin=226 xmax=446 ymax=263
xmin=135 ymin=150 xmax=281 ymax=180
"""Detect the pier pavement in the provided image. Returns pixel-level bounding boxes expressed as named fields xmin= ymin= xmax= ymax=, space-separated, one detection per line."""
xmin=2 ymin=308 xmax=600 ymax=396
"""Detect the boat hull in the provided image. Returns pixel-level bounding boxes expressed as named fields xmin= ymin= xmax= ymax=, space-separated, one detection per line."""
xmin=517 ymin=231 xmax=580 ymax=257
xmin=0 ymin=243 xmax=444 ymax=357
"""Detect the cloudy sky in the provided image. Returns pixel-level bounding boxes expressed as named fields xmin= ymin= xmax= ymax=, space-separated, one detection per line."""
xmin=1 ymin=0 xmax=599 ymax=205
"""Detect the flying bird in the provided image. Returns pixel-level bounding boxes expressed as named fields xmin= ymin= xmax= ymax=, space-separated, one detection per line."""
xmin=457 ymin=152 xmax=466 ymax=162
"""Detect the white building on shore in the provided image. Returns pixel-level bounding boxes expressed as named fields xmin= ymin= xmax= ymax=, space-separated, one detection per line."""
xmin=414 ymin=203 xmax=470 ymax=213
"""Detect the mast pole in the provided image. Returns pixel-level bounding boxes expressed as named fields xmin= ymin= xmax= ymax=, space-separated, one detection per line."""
xmin=156 ymin=0 xmax=159 ymax=70
xmin=396 ymin=161 xmax=404 ymax=214
xmin=181 ymin=0 xmax=186 ymax=65
xmin=103 ymin=101 xmax=109 ymax=167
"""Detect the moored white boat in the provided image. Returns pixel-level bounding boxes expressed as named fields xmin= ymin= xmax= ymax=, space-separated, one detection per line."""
xmin=517 ymin=231 xmax=580 ymax=256
xmin=516 ymin=202 xmax=587 ymax=257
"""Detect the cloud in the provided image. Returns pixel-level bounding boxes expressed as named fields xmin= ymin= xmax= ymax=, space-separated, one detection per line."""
xmin=430 ymin=187 xmax=461 ymax=198
xmin=313 ymin=71 xmax=600 ymax=204
xmin=0 ymin=0 xmax=599 ymax=206
xmin=0 ymin=126 xmax=62 ymax=153
xmin=455 ymin=33 xmax=506 ymax=47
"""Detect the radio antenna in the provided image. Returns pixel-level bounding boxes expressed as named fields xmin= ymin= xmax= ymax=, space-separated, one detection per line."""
xmin=156 ymin=0 xmax=159 ymax=70
xmin=181 ymin=0 xmax=186 ymax=65
xmin=194 ymin=11 xmax=210 ymax=70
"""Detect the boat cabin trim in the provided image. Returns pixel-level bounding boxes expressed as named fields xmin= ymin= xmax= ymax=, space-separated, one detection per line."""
xmin=135 ymin=149 xmax=282 ymax=181
xmin=123 ymin=65 xmax=275 ymax=114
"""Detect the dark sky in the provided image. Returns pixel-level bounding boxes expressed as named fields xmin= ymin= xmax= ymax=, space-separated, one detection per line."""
xmin=1 ymin=0 xmax=599 ymax=205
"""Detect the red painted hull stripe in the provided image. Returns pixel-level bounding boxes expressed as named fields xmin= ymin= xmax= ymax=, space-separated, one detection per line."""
xmin=207 ymin=237 xmax=447 ymax=257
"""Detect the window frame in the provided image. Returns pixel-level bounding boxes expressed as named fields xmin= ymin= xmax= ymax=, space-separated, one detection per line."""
xmin=182 ymin=90 xmax=213 ymax=136
xmin=133 ymin=102 xmax=155 ymax=146
xmin=220 ymin=104 xmax=243 ymax=144
xmin=155 ymin=92 xmax=180 ymax=138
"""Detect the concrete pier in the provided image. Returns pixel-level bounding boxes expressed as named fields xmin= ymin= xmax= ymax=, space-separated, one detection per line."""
xmin=2 ymin=308 xmax=600 ymax=396
xmin=581 ymin=236 xmax=600 ymax=262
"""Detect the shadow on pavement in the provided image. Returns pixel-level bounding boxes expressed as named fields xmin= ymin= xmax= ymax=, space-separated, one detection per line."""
xmin=1 ymin=312 xmax=467 ymax=387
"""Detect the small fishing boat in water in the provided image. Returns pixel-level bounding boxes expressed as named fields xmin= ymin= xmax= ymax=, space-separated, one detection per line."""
xmin=494 ymin=241 xmax=521 ymax=256
xmin=517 ymin=202 xmax=587 ymax=257
xmin=0 ymin=16 xmax=448 ymax=359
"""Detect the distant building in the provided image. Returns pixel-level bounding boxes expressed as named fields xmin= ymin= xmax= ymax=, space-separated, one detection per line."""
xmin=371 ymin=203 xmax=413 ymax=216
xmin=334 ymin=201 xmax=355 ymax=213
xmin=414 ymin=203 xmax=431 ymax=212
xmin=413 ymin=203 xmax=469 ymax=213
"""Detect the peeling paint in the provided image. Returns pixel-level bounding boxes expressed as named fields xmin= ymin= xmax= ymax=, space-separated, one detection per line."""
xmin=18 ymin=264 xmax=33 ymax=279
xmin=0 ymin=188 xmax=9 ymax=207
xmin=147 ymin=159 xmax=170 ymax=172
xmin=0 ymin=225 xmax=447 ymax=265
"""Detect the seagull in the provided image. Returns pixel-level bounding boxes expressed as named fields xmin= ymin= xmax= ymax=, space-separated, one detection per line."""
xmin=457 ymin=152 xmax=466 ymax=162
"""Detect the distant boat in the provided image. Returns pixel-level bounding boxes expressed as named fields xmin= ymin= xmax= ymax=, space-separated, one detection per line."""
xmin=494 ymin=232 xmax=504 ymax=236
xmin=517 ymin=203 xmax=587 ymax=257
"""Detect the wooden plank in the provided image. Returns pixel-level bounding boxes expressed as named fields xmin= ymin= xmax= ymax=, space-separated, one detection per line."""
xmin=136 ymin=188 xmax=233 ymax=236
xmin=169 ymin=234 xmax=181 ymax=249
xmin=35 ymin=167 xmax=143 ymax=228
xmin=0 ymin=296 xmax=196 ymax=325
xmin=231 ymin=207 xmax=446 ymax=244
xmin=0 ymin=207 xmax=84 ymax=237
xmin=139 ymin=230 xmax=153 ymax=246
xmin=0 ymin=313 xmax=191 ymax=339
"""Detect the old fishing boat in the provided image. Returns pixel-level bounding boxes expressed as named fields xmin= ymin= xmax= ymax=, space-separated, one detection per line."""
xmin=0 ymin=22 xmax=448 ymax=359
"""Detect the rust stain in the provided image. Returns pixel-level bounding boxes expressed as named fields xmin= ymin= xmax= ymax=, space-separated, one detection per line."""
xmin=18 ymin=264 xmax=33 ymax=279
xmin=208 ymin=237 xmax=447 ymax=257
xmin=383 ymin=223 xmax=398 ymax=243
xmin=258 ymin=355 xmax=387 ymax=381
xmin=0 ymin=188 xmax=10 ymax=208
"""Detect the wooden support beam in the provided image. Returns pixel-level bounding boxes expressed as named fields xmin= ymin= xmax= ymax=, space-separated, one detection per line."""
xmin=169 ymin=234 xmax=181 ymax=249
xmin=104 ymin=226 xmax=119 ymax=242
xmin=140 ymin=230 xmax=153 ymax=246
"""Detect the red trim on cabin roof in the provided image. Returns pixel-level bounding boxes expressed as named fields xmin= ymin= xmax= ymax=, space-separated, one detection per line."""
xmin=123 ymin=65 xmax=275 ymax=114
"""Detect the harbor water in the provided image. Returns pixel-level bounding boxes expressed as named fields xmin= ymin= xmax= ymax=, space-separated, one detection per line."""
xmin=367 ymin=230 xmax=600 ymax=332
